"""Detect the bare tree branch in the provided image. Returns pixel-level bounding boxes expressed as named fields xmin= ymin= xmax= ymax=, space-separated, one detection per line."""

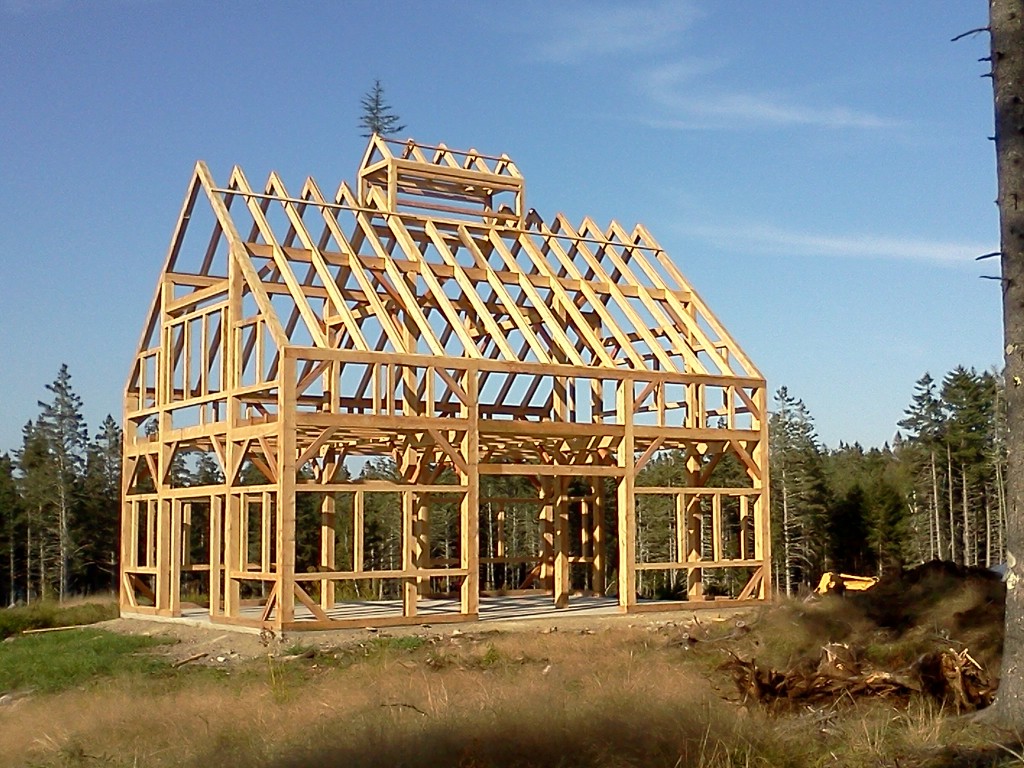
xmin=952 ymin=27 xmax=990 ymax=42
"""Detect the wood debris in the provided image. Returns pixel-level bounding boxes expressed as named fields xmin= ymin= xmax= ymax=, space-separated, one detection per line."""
xmin=171 ymin=652 xmax=209 ymax=668
xmin=721 ymin=643 xmax=994 ymax=712
xmin=21 ymin=623 xmax=92 ymax=635
xmin=917 ymin=648 xmax=996 ymax=713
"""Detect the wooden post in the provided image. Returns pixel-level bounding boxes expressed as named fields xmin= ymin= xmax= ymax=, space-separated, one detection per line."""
xmin=223 ymin=230 xmax=243 ymax=621
xmin=540 ymin=480 xmax=554 ymax=589
xmin=276 ymin=352 xmax=297 ymax=629
xmin=152 ymin=499 xmax=168 ymax=613
xmin=617 ymin=379 xmax=637 ymax=610
xmin=592 ymin=481 xmax=606 ymax=595
xmin=224 ymin=492 xmax=240 ymax=618
xmin=210 ymin=494 xmax=223 ymax=617
xmin=118 ymin=496 xmax=134 ymax=612
xmin=354 ymin=489 xmax=365 ymax=572
xmin=460 ymin=367 xmax=480 ymax=617
xmin=181 ymin=502 xmax=193 ymax=569
xmin=321 ymin=494 xmax=336 ymax=610
xmin=553 ymin=476 xmax=570 ymax=608
xmin=169 ymin=499 xmax=182 ymax=615
xmin=754 ymin=387 xmax=771 ymax=598
xmin=402 ymin=489 xmax=417 ymax=617
xmin=414 ymin=488 xmax=431 ymax=597
xmin=685 ymin=494 xmax=703 ymax=600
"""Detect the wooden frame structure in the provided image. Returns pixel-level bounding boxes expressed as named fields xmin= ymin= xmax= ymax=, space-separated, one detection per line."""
xmin=120 ymin=136 xmax=770 ymax=631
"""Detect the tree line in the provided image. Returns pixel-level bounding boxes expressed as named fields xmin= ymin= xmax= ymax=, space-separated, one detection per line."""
xmin=0 ymin=364 xmax=1008 ymax=603
xmin=770 ymin=367 xmax=1008 ymax=594
xmin=0 ymin=365 xmax=121 ymax=603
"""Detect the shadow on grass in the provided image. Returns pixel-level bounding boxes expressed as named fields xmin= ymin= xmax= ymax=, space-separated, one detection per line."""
xmin=244 ymin=698 xmax=795 ymax=768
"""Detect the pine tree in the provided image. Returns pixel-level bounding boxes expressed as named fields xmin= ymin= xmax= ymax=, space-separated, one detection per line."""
xmin=0 ymin=454 xmax=21 ymax=605
xmin=17 ymin=421 xmax=55 ymax=602
xmin=769 ymin=387 xmax=830 ymax=594
xmin=80 ymin=416 xmax=121 ymax=592
xmin=359 ymin=80 xmax=406 ymax=138
xmin=192 ymin=452 xmax=223 ymax=487
xmin=359 ymin=457 xmax=401 ymax=595
xmin=898 ymin=372 xmax=947 ymax=560
xmin=34 ymin=364 xmax=88 ymax=600
xmin=941 ymin=367 xmax=995 ymax=567
xmin=824 ymin=443 xmax=873 ymax=574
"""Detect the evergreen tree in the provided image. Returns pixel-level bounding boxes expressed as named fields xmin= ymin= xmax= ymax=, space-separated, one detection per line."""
xmin=823 ymin=442 xmax=873 ymax=574
xmin=941 ymin=367 xmax=996 ymax=566
xmin=871 ymin=478 xmax=911 ymax=574
xmin=192 ymin=452 xmax=223 ymax=487
xmin=358 ymin=457 xmax=401 ymax=595
xmin=80 ymin=416 xmax=121 ymax=592
xmin=17 ymin=421 xmax=56 ymax=601
xmin=0 ymin=454 xmax=21 ymax=605
xmin=822 ymin=442 xmax=913 ymax=577
xmin=898 ymin=372 xmax=947 ymax=560
xmin=359 ymin=80 xmax=406 ymax=138
xmin=769 ymin=387 xmax=829 ymax=593
xmin=35 ymin=364 xmax=88 ymax=600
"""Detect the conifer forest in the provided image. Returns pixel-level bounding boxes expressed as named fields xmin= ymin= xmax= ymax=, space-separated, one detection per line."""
xmin=0 ymin=363 xmax=1008 ymax=604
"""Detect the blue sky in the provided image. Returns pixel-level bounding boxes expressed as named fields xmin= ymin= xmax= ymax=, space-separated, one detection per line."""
xmin=0 ymin=1 xmax=1001 ymax=453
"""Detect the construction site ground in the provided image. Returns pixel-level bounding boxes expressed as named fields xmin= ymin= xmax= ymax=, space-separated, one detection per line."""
xmin=101 ymin=561 xmax=1006 ymax=687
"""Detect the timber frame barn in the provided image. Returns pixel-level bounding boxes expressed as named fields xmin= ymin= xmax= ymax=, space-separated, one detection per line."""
xmin=120 ymin=136 xmax=770 ymax=631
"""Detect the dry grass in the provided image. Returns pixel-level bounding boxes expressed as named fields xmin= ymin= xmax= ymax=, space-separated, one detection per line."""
xmin=0 ymin=567 xmax=1017 ymax=767
xmin=0 ymin=628 xmax=780 ymax=767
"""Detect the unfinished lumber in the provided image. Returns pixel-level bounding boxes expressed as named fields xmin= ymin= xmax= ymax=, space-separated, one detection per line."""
xmin=120 ymin=135 xmax=770 ymax=632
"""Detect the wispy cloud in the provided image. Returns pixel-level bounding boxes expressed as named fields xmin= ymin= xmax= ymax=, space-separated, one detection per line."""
xmin=535 ymin=0 xmax=701 ymax=63
xmin=533 ymin=4 xmax=896 ymax=132
xmin=645 ymin=94 xmax=897 ymax=130
xmin=639 ymin=61 xmax=898 ymax=130
xmin=682 ymin=221 xmax=992 ymax=266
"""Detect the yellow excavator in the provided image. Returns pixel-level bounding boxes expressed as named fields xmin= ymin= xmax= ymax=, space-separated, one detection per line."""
xmin=815 ymin=572 xmax=878 ymax=596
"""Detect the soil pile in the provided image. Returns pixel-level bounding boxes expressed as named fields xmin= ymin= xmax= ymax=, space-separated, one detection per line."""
xmin=716 ymin=561 xmax=1005 ymax=712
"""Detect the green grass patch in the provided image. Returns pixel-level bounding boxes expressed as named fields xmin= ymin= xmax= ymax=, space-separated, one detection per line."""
xmin=330 ymin=634 xmax=427 ymax=664
xmin=367 ymin=635 xmax=426 ymax=653
xmin=0 ymin=600 xmax=118 ymax=639
xmin=0 ymin=627 xmax=168 ymax=693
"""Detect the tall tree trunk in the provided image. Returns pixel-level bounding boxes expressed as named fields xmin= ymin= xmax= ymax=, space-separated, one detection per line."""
xmin=8 ymin=532 xmax=13 ymax=606
xmin=931 ymin=450 xmax=944 ymax=560
xmin=947 ymin=445 xmax=958 ymax=564
xmin=24 ymin=518 xmax=31 ymax=605
xmin=781 ymin=467 xmax=792 ymax=596
xmin=989 ymin=0 xmax=1024 ymax=724
xmin=987 ymin=491 xmax=993 ymax=568
xmin=927 ymin=495 xmax=935 ymax=562
xmin=636 ymin=505 xmax=644 ymax=595
xmin=39 ymin=537 xmax=46 ymax=602
xmin=997 ymin=445 xmax=1008 ymax=561
xmin=915 ymin=493 xmax=932 ymax=562
xmin=58 ymin=483 xmax=68 ymax=602
xmin=962 ymin=467 xmax=972 ymax=566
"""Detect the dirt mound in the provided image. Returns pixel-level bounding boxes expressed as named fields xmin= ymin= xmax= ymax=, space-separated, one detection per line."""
xmin=714 ymin=561 xmax=1005 ymax=711
xmin=853 ymin=561 xmax=1004 ymax=632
